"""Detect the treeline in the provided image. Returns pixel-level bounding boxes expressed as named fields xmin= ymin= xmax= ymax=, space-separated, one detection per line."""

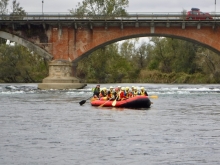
xmin=1 ymin=36 xmax=220 ymax=84
xmin=76 ymin=37 xmax=220 ymax=83
xmin=0 ymin=0 xmax=48 ymax=83
xmin=0 ymin=40 xmax=48 ymax=83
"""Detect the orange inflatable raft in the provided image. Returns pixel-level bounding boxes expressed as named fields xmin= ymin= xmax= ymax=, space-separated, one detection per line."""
xmin=91 ymin=95 xmax=151 ymax=109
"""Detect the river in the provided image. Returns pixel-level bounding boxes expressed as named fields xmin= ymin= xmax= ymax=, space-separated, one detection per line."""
xmin=0 ymin=83 xmax=220 ymax=165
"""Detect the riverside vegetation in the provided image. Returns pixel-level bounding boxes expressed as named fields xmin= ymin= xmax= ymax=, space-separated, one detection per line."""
xmin=77 ymin=38 xmax=220 ymax=84
xmin=1 ymin=37 xmax=220 ymax=84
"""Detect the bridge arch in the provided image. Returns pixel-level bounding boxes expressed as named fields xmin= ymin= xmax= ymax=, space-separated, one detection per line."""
xmin=72 ymin=26 xmax=220 ymax=63
xmin=0 ymin=31 xmax=53 ymax=60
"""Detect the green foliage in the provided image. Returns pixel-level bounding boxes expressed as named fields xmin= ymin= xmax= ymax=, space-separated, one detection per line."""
xmin=146 ymin=37 xmax=199 ymax=74
xmin=0 ymin=44 xmax=48 ymax=83
xmin=10 ymin=0 xmax=26 ymax=19
xmin=77 ymin=36 xmax=220 ymax=84
xmin=139 ymin=70 xmax=210 ymax=84
xmin=0 ymin=0 xmax=26 ymax=20
xmin=70 ymin=0 xmax=128 ymax=18
xmin=77 ymin=43 xmax=133 ymax=83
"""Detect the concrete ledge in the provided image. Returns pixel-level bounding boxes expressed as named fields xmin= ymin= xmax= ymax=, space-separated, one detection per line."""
xmin=38 ymin=83 xmax=87 ymax=90
xmin=42 ymin=77 xmax=80 ymax=83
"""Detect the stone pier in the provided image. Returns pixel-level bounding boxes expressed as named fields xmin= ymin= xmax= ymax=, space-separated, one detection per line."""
xmin=38 ymin=60 xmax=87 ymax=90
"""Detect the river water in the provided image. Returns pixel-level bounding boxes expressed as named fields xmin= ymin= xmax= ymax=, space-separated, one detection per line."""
xmin=0 ymin=83 xmax=220 ymax=165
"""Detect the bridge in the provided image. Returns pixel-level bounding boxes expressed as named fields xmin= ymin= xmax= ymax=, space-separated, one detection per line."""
xmin=1 ymin=13 xmax=220 ymax=89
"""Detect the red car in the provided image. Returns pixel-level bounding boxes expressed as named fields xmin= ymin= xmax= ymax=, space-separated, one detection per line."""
xmin=186 ymin=8 xmax=213 ymax=20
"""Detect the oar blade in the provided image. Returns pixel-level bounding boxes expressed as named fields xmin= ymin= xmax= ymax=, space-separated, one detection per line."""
xmin=79 ymin=100 xmax=86 ymax=106
xmin=149 ymin=95 xmax=158 ymax=99
xmin=112 ymin=99 xmax=117 ymax=106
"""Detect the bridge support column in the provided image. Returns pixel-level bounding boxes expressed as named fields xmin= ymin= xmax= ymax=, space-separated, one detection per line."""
xmin=38 ymin=60 xmax=87 ymax=89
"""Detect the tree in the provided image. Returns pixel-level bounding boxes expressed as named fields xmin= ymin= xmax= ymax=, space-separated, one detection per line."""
xmin=119 ymin=38 xmax=149 ymax=81
xmin=0 ymin=44 xmax=48 ymax=83
xmin=0 ymin=0 xmax=9 ymax=15
xmin=77 ymin=43 xmax=133 ymax=83
xmin=196 ymin=47 xmax=220 ymax=82
xmin=148 ymin=37 xmax=173 ymax=73
xmin=10 ymin=0 xmax=26 ymax=20
xmin=120 ymin=39 xmax=137 ymax=59
xmin=70 ymin=0 xmax=128 ymax=18
xmin=134 ymin=41 xmax=149 ymax=69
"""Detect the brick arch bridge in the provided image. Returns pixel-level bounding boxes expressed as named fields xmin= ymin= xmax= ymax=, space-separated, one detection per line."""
xmin=73 ymin=26 xmax=220 ymax=62
xmin=0 ymin=16 xmax=220 ymax=89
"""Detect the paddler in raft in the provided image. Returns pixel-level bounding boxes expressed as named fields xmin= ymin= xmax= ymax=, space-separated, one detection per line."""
xmin=125 ymin=87 xmax=133 ymax=99
xmin=139 ymin=87 xmax=148 ymax=96
xmin=107 ymin=86 xmax=115 ymax=100
xmin=99 ymin=87 xmax=108 ymax=100
xmin=93 ymin=84 xmax=100 ymax=98
xmin=117 ymin=87 xmax=127 ymax=101
xmin=133 ymin=87 xmax=139 ymax=97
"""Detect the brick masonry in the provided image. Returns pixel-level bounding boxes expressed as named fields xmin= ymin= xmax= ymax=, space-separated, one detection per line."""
xmin=48 ymin=26 xmax=220 ymax=63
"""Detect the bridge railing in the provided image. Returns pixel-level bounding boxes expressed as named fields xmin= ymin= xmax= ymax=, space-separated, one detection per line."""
xmin=1 ymin=12 xmax=220 ymax=21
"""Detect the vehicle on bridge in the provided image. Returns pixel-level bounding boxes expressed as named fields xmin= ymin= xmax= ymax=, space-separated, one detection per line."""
xmin=186 ymin=8 xmax=213 ymax=20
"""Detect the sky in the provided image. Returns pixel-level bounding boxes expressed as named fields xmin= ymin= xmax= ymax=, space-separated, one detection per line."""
xmin=7 ymin=0 xmax=219 ymax=14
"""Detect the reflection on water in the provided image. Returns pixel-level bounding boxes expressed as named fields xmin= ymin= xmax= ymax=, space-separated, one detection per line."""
xmin=0 ymin=83 xmax=220 ymax=165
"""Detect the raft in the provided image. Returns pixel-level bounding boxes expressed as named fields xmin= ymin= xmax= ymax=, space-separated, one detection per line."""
xmin=91 ymin=95 xmax=151 ymax=109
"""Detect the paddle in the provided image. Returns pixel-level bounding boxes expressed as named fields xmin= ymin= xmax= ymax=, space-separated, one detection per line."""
xmin=79 ymin=96 xmax=93 ymax=106
xmin=112 ymin=96 xmax=118 ymax=107
xmin=149 ymin=95 xmax=158 ymax=99
xmin=99 ymin=99 xmax=110 ymax=107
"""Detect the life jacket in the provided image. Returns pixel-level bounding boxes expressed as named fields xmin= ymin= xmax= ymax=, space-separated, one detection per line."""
xmin=99 ymin=90 xmax=107 ymax=97
xmin=116 ymin=91 xmax=122 ymax=100
xmin=100 ymin=97 xmax=108 ymax=101
xmin=108 ymin=90 xmax=115 ymax=99
xmin=140 ymin=90 xmax=147 ymax=96
xmin=114 ymin=91 xmax=119 ymax=100
xmin=93 ymin=87 xmax=100 ymax=96
xmin=125 ymin=90 xmax=129 ymax=97
xmin=133 ymin=90 xmax=138 ymax=96
xmin=128 ymin=91 xmax=133 ymax=98
xmin=119 ymin=91 xmax=126 ymax=100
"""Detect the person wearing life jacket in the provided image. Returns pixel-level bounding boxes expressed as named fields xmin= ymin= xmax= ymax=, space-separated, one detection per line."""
xmin=131 ymin=86 xmax=135 ymax=93
xmin=107 ymin=86 xmax=115 ymax=100
xmin=133 ymin=87 xmax=139 ymax=97
xmin=99 ymin=87 xmax=108 ymax=99
xmin=128 ymin=91 xmax=133 ymax=98
xmin=139 ymin=87 xmax=148 ymax=96
xmin=93 ymin=84 xmax=100 ymax=98
xmin=124 ymin=87 xmax=130 ymax=98
xmin=119 ymin=87 xmax=127 ymax=100
xmin=117 ymin=86 xmax=121 ymax=91
xmin=114 ymin=87 xmax=120 ymax=100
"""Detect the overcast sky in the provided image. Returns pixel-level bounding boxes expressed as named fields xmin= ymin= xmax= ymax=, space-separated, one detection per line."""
xmin=7 ymin=0 xmax=219 ymax=14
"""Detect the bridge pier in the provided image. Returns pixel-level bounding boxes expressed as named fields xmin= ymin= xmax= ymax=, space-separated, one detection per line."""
xmin=38 ymin=60 xmax=87 ymax=90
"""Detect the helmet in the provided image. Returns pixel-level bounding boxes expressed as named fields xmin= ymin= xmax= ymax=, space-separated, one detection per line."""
xmin=141 ymin=87 xmax=145 ymax=90
xmin=121 ymin=87 xmax=125 ymax=91
xmin=110 ymin=86 xmax=114 ymax=89
xmin=115 ymin=87 xmax=119 ymax=91
xmin=126 ymin=87 xmax=129 ymax=90
xmin=103 ymin=87 xmax=107 ymax=91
